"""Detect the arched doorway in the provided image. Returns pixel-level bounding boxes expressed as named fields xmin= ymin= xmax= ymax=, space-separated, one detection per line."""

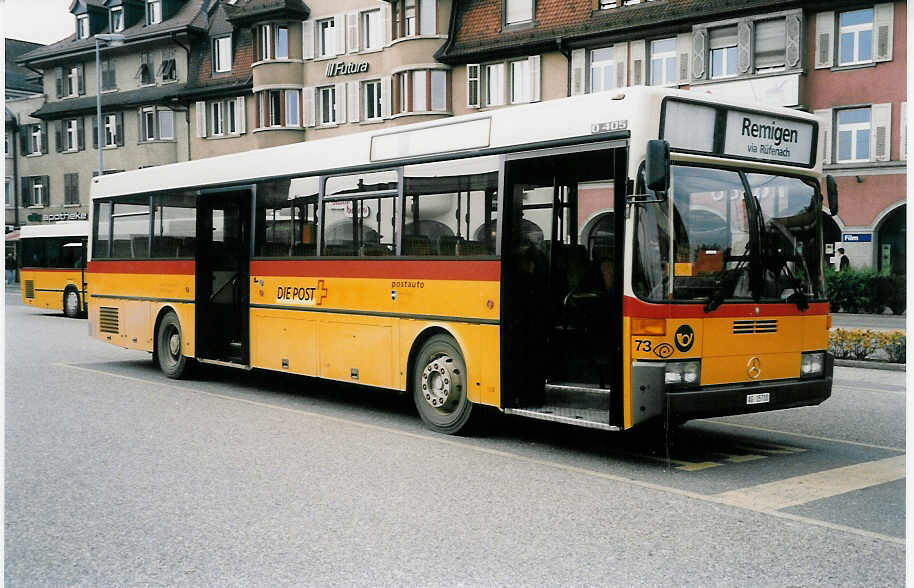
xmin=875 ymin=204 xmax=905 ymax=276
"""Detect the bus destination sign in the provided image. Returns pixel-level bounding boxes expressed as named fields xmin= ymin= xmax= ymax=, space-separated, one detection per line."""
xmin=723 ymin=110 xmax=814 ymax=166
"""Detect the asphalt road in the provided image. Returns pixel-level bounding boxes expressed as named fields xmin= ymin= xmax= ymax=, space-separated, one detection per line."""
xmin=5 ymin=289 xmax=906 ymax=586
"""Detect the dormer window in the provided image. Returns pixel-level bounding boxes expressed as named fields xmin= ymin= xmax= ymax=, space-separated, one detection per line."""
xmin=147 ymin=0 xmax=161 ymax=25
xmin=213 ymin=36 xmax=232 ymax=73
xmin=505 ymin=0 xmax=533 ymax=26
xmin=111 ymin=7 xmax=124 ymax=32
xmin=77 ymin=15 xmax=89 ymax=39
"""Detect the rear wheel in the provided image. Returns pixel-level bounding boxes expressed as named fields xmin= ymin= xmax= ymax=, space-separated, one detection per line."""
xmin=412 ymin=334 xmax=475 ymax=435
xmin=63 ymin=288 xmax=81 ymax=318
xmin=156 ymin=312 xmax=192 ymax=379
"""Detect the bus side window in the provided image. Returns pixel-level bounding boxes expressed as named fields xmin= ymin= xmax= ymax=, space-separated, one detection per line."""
xmin=151 ymin=191 xmax=196 ymax=258
xmin=323 ymin=170 xmax=397 ymax=257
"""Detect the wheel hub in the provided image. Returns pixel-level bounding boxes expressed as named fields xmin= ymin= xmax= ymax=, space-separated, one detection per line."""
xmin=168 ymin=331 xmax=181 ymax=357
xmin=421 ymin=355 xmax=457 ymax=411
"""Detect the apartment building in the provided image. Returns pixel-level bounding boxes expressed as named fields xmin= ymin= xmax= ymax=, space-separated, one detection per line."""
xmin=436 ymin=0 xmax=907 ymax=273
xmin=6 ymin=39 xmax=44 ymax=232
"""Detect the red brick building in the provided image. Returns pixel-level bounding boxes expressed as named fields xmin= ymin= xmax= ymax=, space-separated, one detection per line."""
xmin=436 ymin=0 xmax=907 ymax=274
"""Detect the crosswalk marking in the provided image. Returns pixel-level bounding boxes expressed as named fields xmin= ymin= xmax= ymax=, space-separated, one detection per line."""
xmin=712 ymin=455 xmax=905 ymax=511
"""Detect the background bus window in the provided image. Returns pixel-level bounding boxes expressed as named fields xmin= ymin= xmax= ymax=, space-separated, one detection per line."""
xmin=323 ymin=170 xmax=397 ymax=257
xmin=110 ymin=196 xmax=151 ymax=259
xmin=151 ymin=191 xmax=196 ymax=258
xmin=402 ymin=157 xmax=499 ymax=256
xmin=254 ymin=179 xmax=293 ymax=257
xmin=93 ymin=202 xmax=112 ymax=259
xmin=21 ymin=237 xmax=83 ymax=268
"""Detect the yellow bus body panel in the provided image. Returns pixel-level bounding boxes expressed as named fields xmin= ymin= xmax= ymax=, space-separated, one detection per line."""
xmin=20 ymin=269 xmax=84 ymax=312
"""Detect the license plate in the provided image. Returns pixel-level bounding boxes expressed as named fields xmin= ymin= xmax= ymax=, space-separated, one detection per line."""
xmin=746 ymin=393 xmax=770 ymax=405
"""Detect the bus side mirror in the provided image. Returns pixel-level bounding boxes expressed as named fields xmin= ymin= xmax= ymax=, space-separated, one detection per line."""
xmin=645 ymin=140 xmax=671 ymax=194
xmin=826 ymin=174 xmax=839 ymax=217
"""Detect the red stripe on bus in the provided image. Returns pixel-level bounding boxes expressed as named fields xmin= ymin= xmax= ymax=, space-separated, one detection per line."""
xmin=250 ymin=259 xmax=501 ymax=281
xmin=87 ymin=260 xmax=196 ymax=275
xmin=19 ymin=267 xmax=84 ymax=272
xmin=624 ymin=296 xmax=830 ymax=318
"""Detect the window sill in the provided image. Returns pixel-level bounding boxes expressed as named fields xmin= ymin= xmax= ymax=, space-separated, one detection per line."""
xmin=205 ymin=133 xmax=244 ymax=140
xmin=27 ymin=205 xmax=46 ymax=209
xmin=252 ymin=58 xmax=302 ymax=66
xmin=389 ymin=110 xmax=451 ymax=119
xmin=138 ymin=139 xmax=177 ymax=144
xmin=160 ymin=79 xmax=179 ymax=85
xmin=101 ymin=88 xmax=118 ymax=93
xmin=63 ymin=203 xmax=81 ymax=208
xmin=103 ymin=145 xmax=118 ymax=150
xmin=358 ymin=47 xmax=385 ymax=55
xmin=26 ymin=153 xmax=43 ymax=158
xmin=62 ymin=148 xmax=80 ymax=154
xmin=252 ymin=126 xmax=304 ymax=133
xmin=359 ymin=118 xmax=385 ymax=125
xmin=388 ymin=35 xmax=447 ymax=47
xmin=831 ymin=62 xmax=877 ymax=72
xmin=139 ymin=82 xmax=157 ymax=88
xmin=502 ymin=21 xmax=536 ymax=32
xmin=690 ymin=68 xmax=802 ymax=86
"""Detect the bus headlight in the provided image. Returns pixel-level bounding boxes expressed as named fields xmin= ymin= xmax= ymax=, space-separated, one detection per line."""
xmin=801 ymin=352 xmax=825 ymax=378
xmin=665 ymin=360 xmax=701 ymax=388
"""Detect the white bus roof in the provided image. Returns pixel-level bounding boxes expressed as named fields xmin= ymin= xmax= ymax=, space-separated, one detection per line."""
xmin=19 ymin=221 xmax=89 ymax=239
xmin=91 ymin=86 xmax=822 ymax=201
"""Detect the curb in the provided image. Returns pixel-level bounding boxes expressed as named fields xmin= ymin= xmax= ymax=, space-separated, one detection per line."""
xmin=834 ymin=359 xmax=906 ymax=372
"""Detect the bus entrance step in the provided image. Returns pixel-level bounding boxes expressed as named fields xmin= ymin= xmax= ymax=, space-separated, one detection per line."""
xmin=544 ymin=382 xmax=610 ymax=409
xmin=503 ymin=406 xmax=619 ymax=432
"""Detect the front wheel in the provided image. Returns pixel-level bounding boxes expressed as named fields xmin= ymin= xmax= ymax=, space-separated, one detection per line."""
xmin=412 ymin=334 xmax=475 ymax=435
xmin=63 ymin=288 xmax=81 ymax=318
xmin=156 ymin=312 xmax=192 ymax=379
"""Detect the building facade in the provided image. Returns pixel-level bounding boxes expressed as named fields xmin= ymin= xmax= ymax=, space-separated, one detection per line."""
xmin=6 ymin=39 xmax=45 ymax=232
xmin=436 ymin=0 xmax=907 ymax=273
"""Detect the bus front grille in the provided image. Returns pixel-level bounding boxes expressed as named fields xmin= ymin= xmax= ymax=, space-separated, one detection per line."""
xmin=24 ymin=280 xmax=34 ymax=299
xmin=99 ymin=307 xmax=119 ymax=334
xmin=733 ymin=319 xmax=777 ymax=334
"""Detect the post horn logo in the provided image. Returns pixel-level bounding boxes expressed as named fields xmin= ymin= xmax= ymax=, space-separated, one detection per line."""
xmin=747 ymin=356 xmax=762 ymax=379
xmin=674 ymin=324 xmax=695 ymax=352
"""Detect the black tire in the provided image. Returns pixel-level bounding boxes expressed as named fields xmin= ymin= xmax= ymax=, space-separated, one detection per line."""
xmin=63 ymin=288 xmax=81 ymax=319
xmin=412 ymin=334 xmax=475 ymax=435
xmin=156 ymin=312 xmax=192 ymax=379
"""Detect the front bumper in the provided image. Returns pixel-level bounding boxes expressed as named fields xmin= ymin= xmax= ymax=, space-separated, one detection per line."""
xmin=667 ymin=354 xmax=833 ymax=420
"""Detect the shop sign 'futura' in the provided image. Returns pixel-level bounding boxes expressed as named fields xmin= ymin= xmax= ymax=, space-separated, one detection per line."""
xmin=326 ymin=61 xmax=370 ymax=77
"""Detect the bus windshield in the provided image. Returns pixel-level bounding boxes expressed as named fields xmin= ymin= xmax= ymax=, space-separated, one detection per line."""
xmin=633 ymin=165 xmax=824 ymax=307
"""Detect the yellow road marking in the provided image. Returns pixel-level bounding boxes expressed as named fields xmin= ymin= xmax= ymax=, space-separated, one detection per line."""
xmin=715 ymin=452 xmax=767 ymax=464
xmin=713 ymin=455 xmax=905 ymax=511
xmin=52 ymin=362 xmax=906 ymax=546
xmin=637 ymin=454 xmax=723 ymax=471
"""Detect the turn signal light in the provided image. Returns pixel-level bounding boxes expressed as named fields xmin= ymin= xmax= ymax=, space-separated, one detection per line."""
xmin=631 ymin=317 xmax=666 ymax=336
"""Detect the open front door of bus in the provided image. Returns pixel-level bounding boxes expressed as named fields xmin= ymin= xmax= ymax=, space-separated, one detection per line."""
xmin=195 ymin=187 xmax=252 ymax=366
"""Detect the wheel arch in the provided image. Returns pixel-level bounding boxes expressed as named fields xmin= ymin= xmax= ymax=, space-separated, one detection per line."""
xmin=152 ymin=304 xmax=187 ymax=358
xmin=405 ymin=325 xmax=468 ymax=394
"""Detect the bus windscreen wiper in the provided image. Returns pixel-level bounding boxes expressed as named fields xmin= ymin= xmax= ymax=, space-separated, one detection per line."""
xmin=704 ymin=243 xmax=750 ymax=313
xmin=764 ymin=222 xmax=810 ymax=311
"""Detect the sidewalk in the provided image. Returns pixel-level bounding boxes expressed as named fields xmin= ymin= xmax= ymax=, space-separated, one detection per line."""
xmin=831 ymin=312 xmax=905 ymax=333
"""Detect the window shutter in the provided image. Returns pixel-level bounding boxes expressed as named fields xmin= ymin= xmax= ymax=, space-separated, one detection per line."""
xmin=77 ymin=63 xmax=85 ymax=95
xmin=92 ymin=116 xmax=98 ymax=149
xmin=629 ymin=40 xmax=644 ymax=86
xmin=381 ymin=3 xmax=392 ymax=44
xmin=116 ymin=112 xmax=124 ymax=146
xmin=380 ymin=76 xmax=391 ymax=118
xmin=737 ymin=19 xmax=752 ymax=74
xmin=195 ymin=101 xmax=207 ymax=137
xmin=528 ymin=55 xmax=541 ymax=102
xmin=55 ymin=67 xmax=63 ymax=98
xmin=900 ymin=102 xmax=907 ymax=160
xmin=676 ymin=34 xmax=691 ymax=84
xmin=348 ymin=81 xmax=360 ymax=123
xmin=55 ymin=120 xmax=63 ymax=153
xmin=466 ymin=64 xmax=480 ymax=108
xmin=570 ymin=49 xmax=585 ymax=96
xmin=874 ymin=3 xmax=894 ymax=62
xmin=815 ymin=12 xmax=834 ymax=69
xmin=814 ymin=109 xmax=832 ymax=164
xmin=42 ymin=176 xmax=50 ymax=206
xmin=301 ymin=21 xmax=314 ymax=60
xmin=614 ymin=43 xmax=628 ymax=88
xmin=335 ymin=83 xmax=347 ymax=123
xmin=334 ymin=15 xmax=346 ymax=57
xmin=347 ymin=12 xmax=359 ymax=53
xmin=21 ymin=178 xmax=30 ymax=207
xmin=692 ymin=29 xmax=707 ymax=80
xmin=77 ymin=117 xmax=85 ymax=150
xmin=40 ymin=122 xmax=48 ymax=154
xmin=871 ymin=103 xmax=891 ymax=162
xmin=236 ymin=96 xmax=246 ymax=134
xmin=302 ymin=87 xmax=315 ymax=127
xmin=785 ymin=15 xmax=801 ymax=69
xmin=20 ymin=128 xmax=29 ymax=154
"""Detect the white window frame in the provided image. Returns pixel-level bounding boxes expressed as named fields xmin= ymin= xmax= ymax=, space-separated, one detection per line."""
xmin=268 ymin=90 xmax=283 ymax=127
xmin=104 ymin=114 xmax=117 ymax=147
xmin=505 ymin=0 xmax=534 ymax=26
xmin=510 ymin=59 xmax=530 ymax=104
xmin=485 ymin=63 xmax=505 ymax=106
xmin=226 ymin=100 xmax=237 ymax=134
xmin=32 ymin=179 xmax=46 ymax=207
xmin=111 ymin=7 xmax=124 ymax=32
xmin=319 ymin=86 xmax=336 ymax=125
xmin=259 ymin=24 xmax=273 ymax=60
xmin=836 ymin=107 xmax=872 ymax=163
xmin=838 ymin=8 xmax=874 ymax=66
xmin=649 ymin=37 xmax=678 ymax=86
xmin=285 ymin=90 xmax=300 ymax=127
xmin=147 ymin=0 xmax=161 ymax=25
xmin=214 ymin=36 xmax=232 ymax=73
xmin=67 ymin=66 xmax=79 ymax=97
xmin=430 ymin=70 xmax=446 ymax=112
xmin=77 ymin=15 xmax=89 ymax=39
xmin=158 ymin=109 xmax=175 ymax=139
xmin=212 ymin=102 xmax=225 ymax=136
xmin=318 ymin=19 xmax=335 ymax=58
xmin=5 ymin=179 xmax=12 ymax=208
xmin=363 ymin=79 xmax=382 ymax=120
xmin=30 ymin=125 xmax=41 ymax=154
xmin=66 ymin=119 xmax=79 ymax=151
xmin=362 ymin=9 xmax=382 ymax=51
xmin=709 ymin=27 xmax=738 ymax=79
xmin=276 ymin=26 xmax=289 ymax=59
xmin=143 ymin=107 xmax=157 ymax=140
xmin=589 ymin=47 xmax=616 ymax=93
xmin=753 ymin=18 xmax=787 ymax=73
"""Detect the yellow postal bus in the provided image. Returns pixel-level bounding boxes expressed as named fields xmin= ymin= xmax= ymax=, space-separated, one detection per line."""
xmin=20 ymin=221 xmax=89 ymax=318
xmin=87 ymin=87 xmax=836 ymax=434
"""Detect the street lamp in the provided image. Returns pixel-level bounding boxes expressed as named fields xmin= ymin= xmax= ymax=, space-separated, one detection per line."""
xmin=94 ymin=33 xmax=125 ymax=176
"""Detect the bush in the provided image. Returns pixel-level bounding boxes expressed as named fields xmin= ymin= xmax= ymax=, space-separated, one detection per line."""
xmin=825 ymin=269 xmax=905 ymax=314
xmin=829 ymin=329 xmax=905 ymax=363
